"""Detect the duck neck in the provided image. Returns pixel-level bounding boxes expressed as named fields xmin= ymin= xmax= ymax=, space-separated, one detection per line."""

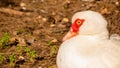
xmin=78 ymin=31 xmax=109 ymax=40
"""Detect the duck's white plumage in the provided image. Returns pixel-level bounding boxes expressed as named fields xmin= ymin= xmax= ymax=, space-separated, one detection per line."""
xmin=57 ymin=10 xmax=120 ymax=68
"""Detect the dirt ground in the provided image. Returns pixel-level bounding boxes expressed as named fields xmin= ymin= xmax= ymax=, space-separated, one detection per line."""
xmin=0 ymin=0 xmax=120 ymax=68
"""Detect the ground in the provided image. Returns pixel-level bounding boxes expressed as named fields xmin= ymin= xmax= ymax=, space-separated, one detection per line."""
xmin=0 ymin=0 xmax=120 ymax=68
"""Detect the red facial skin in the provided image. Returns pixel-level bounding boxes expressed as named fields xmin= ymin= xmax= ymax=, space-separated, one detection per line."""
xmin=62 ymin=18 xmax=85 ymax=41
xmin=71 ymin=18 xmax=85 ymax=32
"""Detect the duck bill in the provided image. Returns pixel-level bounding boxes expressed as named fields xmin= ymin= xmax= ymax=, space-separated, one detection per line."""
xmin=62 ymin=29 xmax=78 ymax=42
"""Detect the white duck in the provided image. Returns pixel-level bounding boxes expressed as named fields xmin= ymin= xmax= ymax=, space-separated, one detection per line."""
xmin=57 ymin=10 xmax=120 ymax=68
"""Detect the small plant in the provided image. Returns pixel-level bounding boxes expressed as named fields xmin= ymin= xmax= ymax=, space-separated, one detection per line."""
xmin=0 ymin=53 xmax=5 ymax=64
xmin=24 ymin=46 xmax=30 ymax=54
xmin=0 ymin=38 xmax=4 ymax=48
xmin=27 ymin=33 xmax=32 ymax=36
xmin=48 ymin=66 xmax=54 ymax=68
xmin=50 ymin=45 xmax=57 ymax=57
xmin=3 ymin=32 xmax=10 ymax=45
xmin=64 ymin=3 xmax=70 ymax=9
xmin=47 ymin=41 xmax=53 ymax=46
xmin=9 ymin=53 xmax=16 ymax=66
xmin=0 ymin=32 xmax=10 ymax=48
xmin=17 ymin=29 xmax=25 ymax=34
xmin=16 ymin=45 xmax=22 ymax=52
xmin=29 ymin=51 xmax=36 ymax=60
xmin=24 ymin=46 xmax=37 ymax=62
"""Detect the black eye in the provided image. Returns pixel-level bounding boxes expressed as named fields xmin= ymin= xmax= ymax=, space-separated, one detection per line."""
xmin=77 ymin=21 xmax=81 ymax=24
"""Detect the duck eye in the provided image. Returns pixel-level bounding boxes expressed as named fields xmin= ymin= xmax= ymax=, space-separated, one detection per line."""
xmin=77 ymin=21 xmax=81 ymax=24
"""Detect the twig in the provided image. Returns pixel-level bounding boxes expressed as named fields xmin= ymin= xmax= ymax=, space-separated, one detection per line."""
xmin=0 ymin=8 xmax=24 ymax=16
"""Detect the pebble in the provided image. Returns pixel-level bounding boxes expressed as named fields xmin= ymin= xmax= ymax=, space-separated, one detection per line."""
xmin=115 ymin=2 xmax=119 ymax=6
xmin=37 ymin=15 xmax=42 ymax=19
xmin=51 ymin=39 xmax=58 ymax=43
xmin=51 ymin=11 xmax=56 ymax=15
xmin=38 ymin=66 xmax=42 ymax=68
xmin=20 ymin=2 xmax=26 ymax=7
xmin=66 ymin=0 xmax=71 ymax=3
xmin=62 ymin=18 xmax=69 ymax=23
xmin=21 ymin=6 xmax=27 ymax=10
xmin=50 ymin=24 xmax=56 ymax=27
xmin=40 ymin=9 xmax=47 ymax=13
xmin=19 ymin=56 xmax=25 ymax=60
xmin=20 ymin=2 xmax=27 ymax=11
xmin=25 ymin=12 xmax=31 ymax=16
xmin=100 ymin=8 xmax=110 ymax=14
xmin=42 ymin=18 xmax=47 ymax=22
xmin=81 ymin=4 xmax=85 ymax=7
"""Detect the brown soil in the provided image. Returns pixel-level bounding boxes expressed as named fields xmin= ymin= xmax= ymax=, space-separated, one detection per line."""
xmin=0 ymin=0 xmax=120 ymax=68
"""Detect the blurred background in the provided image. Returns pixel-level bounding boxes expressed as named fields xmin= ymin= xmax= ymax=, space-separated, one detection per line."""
xmin=0 ymin=0 xmax=119 ymax=68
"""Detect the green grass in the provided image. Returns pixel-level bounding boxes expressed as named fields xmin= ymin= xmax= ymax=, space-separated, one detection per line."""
xmin=50 ymin=45 xmax=57 ymax=57
xmin=16 ymin=45 xmax=22 ymax=52
xmin=0 ymin=53 xmax=5 ymax=64
xmin=29 ymin=51 xmax=36 ymax=61
xmin=48 ymin=65 xmax=54 ymax=68
xmin=9 ymin=53 xmax=16 ymax=66
xmin=47 ymin=41 xmax=53 ymax=46
xmin=0 ymin=32 xmax=10 ymax=48
xmin=24 ymin=46 xmax=36 ymax=61
xmin=17 ymin=29 xmax=25 ymax=34
xmin=24 ymin=46 xmax=31 ymax=53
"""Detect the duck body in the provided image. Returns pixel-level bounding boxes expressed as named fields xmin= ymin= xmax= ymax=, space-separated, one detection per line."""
xmin=57 ymin=10 xmax=120 ymax=68
xmin=57 ymin=34 xmax=120 ymax=68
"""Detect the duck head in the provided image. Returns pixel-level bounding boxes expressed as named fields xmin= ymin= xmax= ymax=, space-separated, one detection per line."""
xmin=63 ymin=10 xmax=108 ymax=41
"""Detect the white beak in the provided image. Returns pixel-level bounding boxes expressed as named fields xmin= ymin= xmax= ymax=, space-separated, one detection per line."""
xmin=62 ymin=28 xmax=78 ymax=42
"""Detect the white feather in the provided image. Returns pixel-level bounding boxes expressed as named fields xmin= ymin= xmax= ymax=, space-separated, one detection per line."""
xmin=57 ymin=10 xmax=120 ymax=68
